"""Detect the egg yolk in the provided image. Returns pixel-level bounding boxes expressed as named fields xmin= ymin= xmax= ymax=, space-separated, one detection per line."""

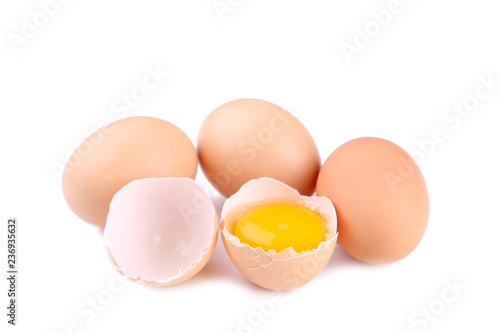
xmin=233 ymin=203 xmax=326 ymax=253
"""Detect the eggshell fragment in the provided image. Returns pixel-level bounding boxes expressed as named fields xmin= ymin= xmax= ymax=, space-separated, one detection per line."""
xmin=221 ymin=177 xmax=338 ymax=290
xmin=103 ymin=177 xmax=218 ymax=286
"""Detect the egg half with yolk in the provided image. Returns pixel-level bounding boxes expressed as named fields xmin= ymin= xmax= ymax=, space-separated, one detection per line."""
xmin=220 ymin=177 xmax=338 ymax=290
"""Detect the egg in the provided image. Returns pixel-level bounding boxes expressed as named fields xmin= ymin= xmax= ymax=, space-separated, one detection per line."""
xmin=197 ymin=98 xmax=321 ymax=198
xmin=316 ymin=137 xmax=429 ymax=264
xmin=103 ymin=177 xmax=218 ymax=286
xmin=220 ymin=177 xmax=338 ymax=290
xmin=62 ymin=116 xmax=197 ymax=228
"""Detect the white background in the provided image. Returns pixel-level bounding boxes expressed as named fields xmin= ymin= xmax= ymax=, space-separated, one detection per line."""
xmin=1 ymin=0 xmax=499 ymax=332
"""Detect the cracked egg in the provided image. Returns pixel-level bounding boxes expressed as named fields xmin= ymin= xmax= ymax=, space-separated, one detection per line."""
xmin=220 ymin=177 xmax=338 ymax=290
xmin=103 ymin=177 xmax=217 ymax=286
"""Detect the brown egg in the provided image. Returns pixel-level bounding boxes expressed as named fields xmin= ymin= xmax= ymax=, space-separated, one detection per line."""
xmin=62 ymin=116 xmax=197 ymax=228
xmin=316 ymin=137 xmax=429 ymax=264
xmin=197 ymin=98 xmax=320 ymax=197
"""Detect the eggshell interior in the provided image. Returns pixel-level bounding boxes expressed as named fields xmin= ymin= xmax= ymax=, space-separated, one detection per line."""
xmin=103 ymin=177 xmax=218 ymax=286
xmin=221 ymin=177 xmax=338 ymax=290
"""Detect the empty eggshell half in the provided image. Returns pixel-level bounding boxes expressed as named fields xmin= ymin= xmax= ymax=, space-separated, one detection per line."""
xmin=221 ymin=177 xmax=338 ymax=290
xmin=103 ymin=177 xmax=218 ymax=286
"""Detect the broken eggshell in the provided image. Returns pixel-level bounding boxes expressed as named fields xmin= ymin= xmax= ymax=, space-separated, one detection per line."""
xmin=103 ymin=177 xmax=218 ymax=286
xmin=220 ymin=177 xmax=338 ymax=290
